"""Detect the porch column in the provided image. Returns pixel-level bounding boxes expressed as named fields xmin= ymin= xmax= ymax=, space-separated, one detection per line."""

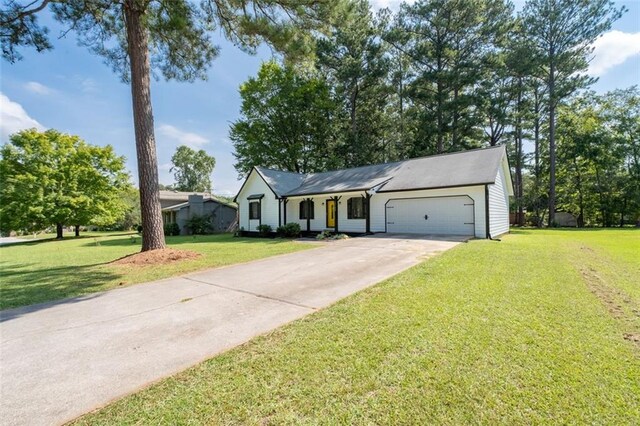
xmin=283 ymin=198 xmax=288 ymax=225
xmin=334 ymin=196 xmax=341 ymax=234
xmin=278 ymin=198 xmax=282 ymax=228
xmin=365 ymin=193 xmax=371 ymax=234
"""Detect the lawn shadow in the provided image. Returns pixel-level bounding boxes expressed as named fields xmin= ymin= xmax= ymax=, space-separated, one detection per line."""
xmin=0 ymin=232 xmax=139 ymax=249
xmin=0 ymin=261 xmax=121 ymax=318
xmin=511 ymin=227 xmax=639 ymax=236
xmin=84 ymin=234 xmax=293 ymax=248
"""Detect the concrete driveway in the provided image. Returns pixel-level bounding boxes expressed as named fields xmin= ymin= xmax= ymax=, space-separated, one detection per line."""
xmin=0 ymin=234 xmax=467 ymax=426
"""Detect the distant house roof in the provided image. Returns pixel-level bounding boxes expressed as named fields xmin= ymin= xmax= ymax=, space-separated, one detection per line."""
xmin=237 ymin=146 xmax=510 ymax=199
xmin=160 ymin=192 xmax=237 ymax=211
xmin=159 ymin=190 xmax=212 ymax=201
xmin=159 ymin=190 xmax=211 ymax=209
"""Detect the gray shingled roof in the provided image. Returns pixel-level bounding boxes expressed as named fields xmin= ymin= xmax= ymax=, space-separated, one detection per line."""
xmin=161 ymin=195 xmax=237 ymax=211
xmin=283 ymin=163 xmax=401 ymax=196
xmin=255 ymin=167 xmax=307 ymax=197
xmin=377 ymin=145 xmax=505 ymax=193
xmin=272 ymin=146 xmax=506 ymax=197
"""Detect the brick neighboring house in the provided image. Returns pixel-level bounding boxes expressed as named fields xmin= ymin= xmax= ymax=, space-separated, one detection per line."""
xmin=159 ymin=190 xmax=237 ymax=234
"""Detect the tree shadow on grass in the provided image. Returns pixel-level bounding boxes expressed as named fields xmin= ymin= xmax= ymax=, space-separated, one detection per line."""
xmin=0 ymin=261 xmax=122 ymax=319
xmin=84 ymin=234 xmax=293 ymax=248
xmin=511 ymin=227 xmax=637 ymax=236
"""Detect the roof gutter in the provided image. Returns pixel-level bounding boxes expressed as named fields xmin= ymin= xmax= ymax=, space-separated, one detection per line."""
xmin=377 ymin=182 xmax=495 ymax=194
xmin=284 ymin=187 xmax=374 ymax=198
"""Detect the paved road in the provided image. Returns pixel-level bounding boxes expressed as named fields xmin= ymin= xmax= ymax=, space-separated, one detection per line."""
xmin=0 ymin=234 xmax=466 ymax=425
xmin=0 ymin=237 xmax=26 ymax=246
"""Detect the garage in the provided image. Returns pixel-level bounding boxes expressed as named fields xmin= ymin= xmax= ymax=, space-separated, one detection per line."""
xmin=385 ymin=196 xmax=475 ymax=236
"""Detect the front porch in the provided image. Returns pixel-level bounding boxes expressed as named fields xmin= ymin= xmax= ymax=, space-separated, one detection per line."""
xmin=279 ymin=191 xmax=373 ymax=235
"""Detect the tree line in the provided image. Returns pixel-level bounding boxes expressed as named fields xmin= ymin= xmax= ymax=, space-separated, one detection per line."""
xmin=2 ymin=0 xmax=637 ymax=252
xmin=231 ymin=0 xmax=638 ymax=227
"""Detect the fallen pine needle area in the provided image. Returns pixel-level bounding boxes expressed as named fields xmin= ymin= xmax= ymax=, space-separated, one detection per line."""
xmin=110 ymin=248 xmax=201 ymax=266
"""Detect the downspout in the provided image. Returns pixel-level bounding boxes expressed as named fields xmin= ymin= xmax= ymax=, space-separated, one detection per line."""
xmin=484 ymin=184 xmax=492 ymax=240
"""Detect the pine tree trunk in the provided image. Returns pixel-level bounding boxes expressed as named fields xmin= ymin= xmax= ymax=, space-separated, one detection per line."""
xmin=548 ymin=64 xmax=556 ymax=226
xmin=516 ymin=83 xmax=524 ymax=227
xmin=75 ymin=225 xmax=80 ymax=237
xmin=436 ymin=79 xmax=444 ymax=154
xmin=124 ymin=0 xmax=166 ymax=252
xmin=56 ymin=223 xmax=63 ymax=239
xmin=534 ymin=90 xmax=540 ymax=180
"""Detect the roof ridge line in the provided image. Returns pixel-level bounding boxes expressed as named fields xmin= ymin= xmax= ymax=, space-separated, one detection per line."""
xmin=268 ymin=145 xmax=506 ymax=178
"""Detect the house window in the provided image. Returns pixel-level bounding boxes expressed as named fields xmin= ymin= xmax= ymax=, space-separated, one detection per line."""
xmin=249 ymin=201 xmax=260 ymax=220
xmin=347 ymin=197 xmax=366 ymax=219
xmin=299 ymin=200 xmax=314 ymax=219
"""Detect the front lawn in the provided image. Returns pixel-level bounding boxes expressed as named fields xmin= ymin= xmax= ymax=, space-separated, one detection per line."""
xmin=74 ymin=229 xmax=639 ymax=424
xmin=0 ymin=232 xmax=312 ymax=310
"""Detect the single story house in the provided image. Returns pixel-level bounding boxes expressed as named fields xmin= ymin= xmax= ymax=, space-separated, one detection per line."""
xmin=234 ymin=145 xmax=513 ymax=239
xmin=160 ymin=192 xmax=237 ymax=234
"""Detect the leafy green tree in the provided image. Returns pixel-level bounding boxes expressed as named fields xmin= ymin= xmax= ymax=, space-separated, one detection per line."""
xmin=115 ymin=185 xmax=142 ymax=231
xmin=555 ymin=90 xmax=639 ymax=227
xmin=522 ymin=0 xmax=625 ymax=225
xmin=0 ymin=129 xmax=129 ymax=238
xmin=316 ymin=0 xmax=391 ymax=166
xmin=1 ymin=0 xmax=340 ymax=251
xmin=230 ymin=61 xmax=339 ymax=175
xmin=170 ymin=146 xmax=216 ymax=193
xmin=606 ymin=87 xmax=640 ymax=226
xmin=386 ymin=0 xmax=513 ymax=155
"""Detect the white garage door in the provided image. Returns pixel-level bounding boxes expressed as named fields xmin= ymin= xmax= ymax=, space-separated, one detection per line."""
xmin=385 ymin=196 xmax=475 ymax=235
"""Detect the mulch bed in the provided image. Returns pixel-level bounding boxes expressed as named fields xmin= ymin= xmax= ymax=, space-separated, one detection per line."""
xmin=111 ymin=248 xmax=201 ymax=267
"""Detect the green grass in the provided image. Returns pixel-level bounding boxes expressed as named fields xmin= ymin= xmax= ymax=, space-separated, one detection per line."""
xmin=0 ymin=232 xmax=312 ymax=310
xmin=72 ymin=229 xmax=640 ymax=425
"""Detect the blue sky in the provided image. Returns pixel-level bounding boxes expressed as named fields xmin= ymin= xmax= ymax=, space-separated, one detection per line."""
xmin=1 ymin=0 xmax=639 ymax=196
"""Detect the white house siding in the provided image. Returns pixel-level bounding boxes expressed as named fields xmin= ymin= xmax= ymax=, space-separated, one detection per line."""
xmin=370 ymin=186 xmax=487 ymax=238
xmin=237 ymin=170 xmax=280 ymax=232
xmin=488 ymin=165 xmax=510 ymax=237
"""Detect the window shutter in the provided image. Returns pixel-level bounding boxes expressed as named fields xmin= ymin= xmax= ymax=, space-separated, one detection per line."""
xmin=347 ymin=198 xmax=352 ymax=219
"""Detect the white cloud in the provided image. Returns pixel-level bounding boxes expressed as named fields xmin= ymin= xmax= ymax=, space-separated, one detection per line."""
xmin=157 ymin=124 xmax=209 ymax=148
xmin=24 ymin=81 xmax=54 ymax=95
xmin=370 ymin=0 xmax=415 ymax=10
xmin=0 ymin=92 xmax=45 ymax=141
xmin=81 ymin=78 xmax=99 ymax=94
xmin=589 ymin=30 xmax=640 ymax=77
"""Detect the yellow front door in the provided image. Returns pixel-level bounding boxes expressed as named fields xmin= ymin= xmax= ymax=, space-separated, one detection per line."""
xmin=326 ymin=200 xmax=336 ymax=228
